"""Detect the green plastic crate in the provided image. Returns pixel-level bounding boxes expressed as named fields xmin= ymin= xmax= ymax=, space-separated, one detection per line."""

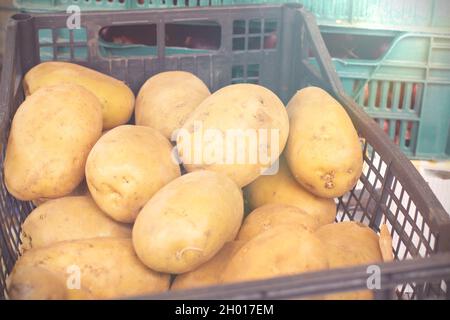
xmin=13 ymin=0 xmax=450 ymax=33
xmin=301 ymin=0 xmax=450 ymax=33
xmin=310 ymin=31 xmax=450 ymax=160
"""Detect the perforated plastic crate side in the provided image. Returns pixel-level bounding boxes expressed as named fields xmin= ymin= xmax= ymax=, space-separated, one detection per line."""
xmin=1 ymin=5 xmax=449 ymax=300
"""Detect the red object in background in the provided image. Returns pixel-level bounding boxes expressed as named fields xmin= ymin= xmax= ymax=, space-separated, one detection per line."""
xmin=381 ymin=119 xmax=414 ymax=146
xmin=167 ymin=24 xmax=221 ymax=50
xmin=263 ymin=32 xmax=277 ymax=49
xmin=99 ymin=23 xmax=221 ymax=50
xmin=360 ymin=81 xmax=417 ymax=110
xmin=99 ymin=24 xmax=157 ymax=46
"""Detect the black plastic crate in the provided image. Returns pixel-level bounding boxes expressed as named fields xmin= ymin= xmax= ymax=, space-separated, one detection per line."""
xmin=0 ymin=4 xmax=449 ymax=300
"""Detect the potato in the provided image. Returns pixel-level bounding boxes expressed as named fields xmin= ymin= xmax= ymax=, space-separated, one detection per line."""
xmin=379 ymin=224 xmax=394 ymax=262
xmin=315 ymin=221 xmax=382 ymax=266
xmin=171 ymin=241 xmax=245 ymax=290
xmin=4 ymin=84 xmax=103 ymax=201
xmin=222 ymin=226 xmax=328 ymax=284
xmin=31 ymin=180 xmax=88 ymax=207
xmin=8 ymin=238 xmax=170 ymax=299
xmin=23 ymin=61 xmax=135 ymax=129
xmin=135 ymin=71 xmax=211 ymax=139
xmin=324 ymin=290 xmax=374 ymax=300
xmin=315 ymin=221 xmax=382 ymax=300
xmin=21 ymin=196 xmax=131 ymax=251
xmin=244 ymin=157 xmax=336 ymax=226
xmin=177 ymin=83 xmax=289 ymax=187
xmin=7 ymin=266 xmax=95 ymax=300
xmin=285 ymin=87 xmax=363 ymax=198
xmin=237 ymin=204 xmax=319 ymax=242
xmin=7 ymin=266 xmax=68 ymax=300
xmin=85 ymin=125 xmax=181 ymax=223
xmin=133 ymin=170 xmax=244 ymax=274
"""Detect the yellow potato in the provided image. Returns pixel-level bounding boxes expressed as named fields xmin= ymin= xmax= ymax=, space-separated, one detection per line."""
xmin=315 ymin=221 xmax=382 ymax=300
xmin=380 ymin=224 xmax=394 ymax=262
xmin=171 ymin=241 xmax=245 ymax=290
xmin=244 ymin=157 xmax=336 ymax=226
xmin=8 ymin=238 xmax=170 ymax=299
xmin=7 ymin=266 xmax=68 ymax=300
xmin=135 ymin=71 xmax=211 ymax=139
xmin=177 ymin=83 xmax=289 ymax=187
xmin=4 ymin=84 xmax=102 ymax=201
xmin=23 ymin=61 xmax=135 ymax=129
xmin=133 ymin=170 xmax=244 ymax=274
xmin=21 ymin=196 xmax=131 ymax=251
xmin=285 ymin=87 xmax=363 ymax=198
xmin=7 ymin=266 xmax=95 ymax=300
xmin=222 ymin=226 xmax=328 ymax=284
xmin=85 ymin=125 xmax=181 ymax=223
xmin=237 ymin=204 xmax=320 ymax=241
xmin=315 ymin=221 xmax=382 ymax=266
xmin=31 ymin=180 xmax=88 ymax=207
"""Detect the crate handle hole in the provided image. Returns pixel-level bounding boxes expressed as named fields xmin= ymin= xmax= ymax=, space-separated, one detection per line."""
xmin=322 ymin=33 xmax=394 ymax=60
xmin=12 ymin=14 xmax=32 ymax=22
xmin=98 ymin=21 xmax=221 ymax=57
xmin=99 ymin=24 xmax=157 ymax=47
xmin=165 ymin=22 xmax=221 ymax=52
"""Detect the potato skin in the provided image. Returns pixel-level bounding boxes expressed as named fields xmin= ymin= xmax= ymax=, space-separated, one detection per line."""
xmin=4 ymin=84 xmax=103 ymax=201
xmin=177 ymin=83 xmax=289 ymax=187
xmin=23 ymin=61 xmax=135 ymax=129
xmin=135 ymin=71 xmax=210 ymax=139
xmin=315 ymin=221 xmax=382 ymax=267
xmin=21 ymin=196 xmax=131 ymax=251
xmin=8 ymin=238 xmax=170 ymax=299
xmin=31 ymin=180 xmax=88 ymax=207
xmin=222 ymin=226 xmax=328 ymax=284
xmin=171 ymin=241 xmax=245 ymax=291
xmin=7 ymin=266 xmax=95 ymax=300
xmin=132 ymin=170 xmax=244 ymax=274
xmin=244 ymin=157 xmax=336 ymax=226
xmin=85 ymin=125 xmax=181 ymax=223
xmin=7 ymin=266 xmax=68 ymax=300
xmin=237 ymin=204 xmax=319 ymax=242
xmin=285 ymin=87 xmax=363 ymax=198
xmin=315 ymin=221 xmax=382 ymax=300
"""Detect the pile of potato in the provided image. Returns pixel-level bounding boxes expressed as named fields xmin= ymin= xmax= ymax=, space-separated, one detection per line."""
xmin=4 ymin=61 xmax=392 ymax=300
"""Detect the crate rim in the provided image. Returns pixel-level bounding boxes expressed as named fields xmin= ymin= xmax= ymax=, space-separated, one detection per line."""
xmin=137 ymin=252 xmax=450 ymax=299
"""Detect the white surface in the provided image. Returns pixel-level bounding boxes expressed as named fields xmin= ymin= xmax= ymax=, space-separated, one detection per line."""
xmin=412 ymin=160 xmax=450 ymax=216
